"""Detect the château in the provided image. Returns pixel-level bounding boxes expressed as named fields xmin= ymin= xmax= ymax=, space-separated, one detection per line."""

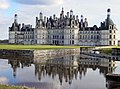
xmin=9 ymin=8 xmax=118 ymax=46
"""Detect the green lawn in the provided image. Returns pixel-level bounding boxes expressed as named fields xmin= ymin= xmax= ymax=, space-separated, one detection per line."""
xmin=96 ymin=46 xmax=120 ymax=54
xmin=1 ymin=44 xmax=119 ymax=51
xmin=0 ymin=44 xmax=89 ymax=50
xmin=0 ymin=84 xmax=31 ymax=89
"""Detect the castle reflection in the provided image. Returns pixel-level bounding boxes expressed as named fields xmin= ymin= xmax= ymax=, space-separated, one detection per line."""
xmin=0 ymin=55 xmax=34 ymax=77
xmin=0 ymin=54 xmax=117 ymax=85
xmin=35 ymin=54 xmax=116 ymax=85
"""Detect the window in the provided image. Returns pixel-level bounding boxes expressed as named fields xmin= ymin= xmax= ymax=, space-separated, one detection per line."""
xmin=53 ymin=40 xmax=54 ymax=44
xmin=114 ymin=41 xmax=115 ymax=45
xmin=97 ymin=35 xmax=99 ymax=39
xmin=110 ymin=30 xmax=112 ymax=33
xmin=80 ymin=35 xmax=81 ymax=39
xmin=114 ymin=30 xmax=116 ymax=33
xmin=72 ymin=35 xmax=74 ymax=39
xmin=83 ymin=35 xmax=84 ymax=39
xmin=57 ymin=35 xmax=59 ymax=39
xmin=109 ymin=35 xmax=112 ymax=39
xmin=91 ymin=35 xmax=93 ymax=39
xmin=109 ymin=41 xmax=112 ymax=45
xmin=62 ymin=36 xmax=64 ymax=39
xmin=114 ymin=35 xmax=115 ymax=39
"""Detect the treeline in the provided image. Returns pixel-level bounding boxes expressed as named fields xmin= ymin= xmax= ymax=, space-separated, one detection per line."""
xmin=0 ymin=39 xmax=8 ymax=44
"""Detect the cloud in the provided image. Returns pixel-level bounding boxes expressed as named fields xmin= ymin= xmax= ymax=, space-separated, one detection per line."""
xmin=0 ymin=14 xmax=11 ymax=40
xmin=12 ymin=0 xmax=63 ymax=5
xmin=0 ymin=0 xmax=9 ymax=9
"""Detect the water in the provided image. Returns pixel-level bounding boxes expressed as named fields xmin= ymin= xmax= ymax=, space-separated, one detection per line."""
xmin=0 ymin=53 xmax=119 ymax=89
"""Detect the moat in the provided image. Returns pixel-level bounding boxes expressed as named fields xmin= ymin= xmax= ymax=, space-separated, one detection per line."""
xmin=0 ymin=51 xmax=120 ymax=89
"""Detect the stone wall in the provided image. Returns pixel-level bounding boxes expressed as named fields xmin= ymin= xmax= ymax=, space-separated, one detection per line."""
xmin=0 ymin=48 xmax=80 ymax=61
xmin=33 ymin=49 xmax=80 ymax=62
xmin=0 ymin=49 xmax=33 ymax=56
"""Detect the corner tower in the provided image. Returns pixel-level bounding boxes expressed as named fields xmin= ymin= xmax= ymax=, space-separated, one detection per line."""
xmin=9 ymin=14 xmax=21 ymax=44
xmin=100 ymin=8 xmax=118 ymax=46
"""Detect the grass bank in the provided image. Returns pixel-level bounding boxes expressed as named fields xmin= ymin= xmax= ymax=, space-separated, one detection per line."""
xmin=97 ymin=46 xmax=119 ymax=54
xmin=0 ymin=84 xmax=32 ymax=89
xmin=100 ymin=48 xmax=112 ymax=54
xmin=0 ymin=44 xmax=90 ymax=50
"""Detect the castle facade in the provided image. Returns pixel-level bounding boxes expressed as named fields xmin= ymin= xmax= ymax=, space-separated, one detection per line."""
xmin=9 ymin=8 xmax=118 ymax=46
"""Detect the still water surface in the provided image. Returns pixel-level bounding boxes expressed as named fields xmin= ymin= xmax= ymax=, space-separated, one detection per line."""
xmin=0 ymin=54 xmax=119 ymax=89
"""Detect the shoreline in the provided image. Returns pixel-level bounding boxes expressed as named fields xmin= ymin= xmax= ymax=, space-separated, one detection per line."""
xmin=0 ymin=84 xmax=32 ymax=89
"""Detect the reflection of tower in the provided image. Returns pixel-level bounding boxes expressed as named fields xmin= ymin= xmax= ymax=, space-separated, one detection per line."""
xmin=8 ymin=60 xmax=20 ymax=78
xmin=7 ymin=56 xmax=33 ymax=78
xmin=13 ymin=66 xmax=17 ymax=78
xmin=38 ymin=65 xmax=42 ymax=81
xmin=58 ymin=65 xmax=63 ymax=85
xmin=83 ymin=67 xmax=87 ymax=76
xmin=68 ymin=67 xmax=72 ymax=85
xmin=78 ymin=54 xmax=117 ymax=76
xmin=74 ymin=68 xmax=78 ymax=79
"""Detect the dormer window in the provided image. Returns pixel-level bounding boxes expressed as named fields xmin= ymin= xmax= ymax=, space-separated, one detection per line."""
xmin=109 ymin=25 xmax=112 ymax=29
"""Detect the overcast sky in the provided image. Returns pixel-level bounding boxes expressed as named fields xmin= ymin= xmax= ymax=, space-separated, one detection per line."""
xmin=0 ymin=0 xmax=120 ymax=40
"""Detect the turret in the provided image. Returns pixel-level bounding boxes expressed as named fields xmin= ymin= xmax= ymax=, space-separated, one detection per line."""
xmin=14 ymin=14 xmax=18 ymax=23
xmin=44 ymin=16 xmax=47 ymax=27
xmin=75 ymin=15 xmax=79 ymax=27
xmin=60 ymin=8 xmax=64 ymax=19
xmin=36 ymin=17 xmax=38 ymax=28
xmin=106 ymin=8 xmax=114 ymax=28
xmin=36 ymin=17 xmax=38 ymax=23
xmin=61 ymin=8 xmax=64 ymax=16
xmin=107 ymin=8 xmax=111 ymax=18
xmin=76 ymin=15 xmax=79 ymax=21
xmin=53 ymin=14 xmax=56 ymax=20
xmin=73 ymin=15 xmax=75 ymax=20
xmin=84 ymin=18 xmax=88 ymax=27
xmin=67 ymin=12 xmax=69 ymax=18
xmin=81 ymin=15 xmax=84 ymax=22
xmin=39 ymin=12 xmax=43 ymax=20
xmin=44 ymin=16 xmax=47 ymax=23
xmin=80 ymin=15 xmax=84 ymax=28
xmin=70 ymin=10 xmax=73 ymax=18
